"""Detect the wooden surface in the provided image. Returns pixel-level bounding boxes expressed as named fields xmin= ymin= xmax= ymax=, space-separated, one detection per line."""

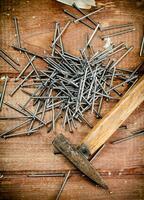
xmin=0 ymin=0 xmax=144 ymax=199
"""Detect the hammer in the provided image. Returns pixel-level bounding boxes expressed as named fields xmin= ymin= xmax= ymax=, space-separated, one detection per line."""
xmin=53 ymin=64 xmax=144 ymax=189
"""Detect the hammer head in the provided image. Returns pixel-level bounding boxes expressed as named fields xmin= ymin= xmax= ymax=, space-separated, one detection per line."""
xmin=53 ymin=134 xmax=108 ymax=189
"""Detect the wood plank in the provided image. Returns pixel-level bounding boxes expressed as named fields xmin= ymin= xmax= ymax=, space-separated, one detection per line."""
xmin=0 ymin=175 xmax=144 ymax=200
xmin=0 ymin=133 xmax=143 ymax=172
xmin=0 ymin=0 xmax=144 ymax=199
xmin=0 ymin=0 xmax=143 ymax=75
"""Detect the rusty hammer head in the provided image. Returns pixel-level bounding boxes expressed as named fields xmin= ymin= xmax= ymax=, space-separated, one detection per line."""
xmin=52 ymin=134 xmax=108 ymax=189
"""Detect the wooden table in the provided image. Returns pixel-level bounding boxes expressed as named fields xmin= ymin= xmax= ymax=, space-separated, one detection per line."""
xmin=0 ymin=0 xmax=144 ymax=199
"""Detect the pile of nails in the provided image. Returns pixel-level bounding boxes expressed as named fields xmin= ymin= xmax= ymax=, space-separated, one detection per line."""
xmin=0 ymin=4 xmax=141 ymax=139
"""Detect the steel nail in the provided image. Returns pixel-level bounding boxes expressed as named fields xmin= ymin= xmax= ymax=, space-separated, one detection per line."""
xmin=101 ymin=23 xmax=133 ymax=31
xmin=27 ymin=173 xmax=65 ymax=177
xmin=52 ymin=21 xmax=71 ymax=47
xmin=73 ymin=3 xmax=98 ymax=26
xmin=13 ymin=16 xmax=21 ymax=48
xmin=82 ymin=24 xmax=100 ymax=53
xmin=0 ymin=50 xmax=20 ymax=72
xmin=0 ymin=76 xmax=8 ymax=110
xmin=56 ymin=170 xmax=71 ymax=200
xmin=74 ymin=7 xmax=104 ymax=23
xmin=10 ymin=70 xmax=34 ymax=96
xmin=101 ymin=28 xmax=135 ymax=39
xmin=111 ymin=129 xmax=144 ymax=144
xmin=140 ymin=36 xmax=144 ymax=56
xmin=63 ymin=9 xmax=95 ymax=30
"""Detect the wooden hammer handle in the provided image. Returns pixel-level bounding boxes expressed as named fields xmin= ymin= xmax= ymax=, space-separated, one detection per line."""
xmin=82 ymin=75 xmax=144 ymax=156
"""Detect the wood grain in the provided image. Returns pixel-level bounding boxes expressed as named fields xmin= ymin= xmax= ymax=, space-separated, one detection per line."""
xmin=0 ymin=175 xmax=144 ymax=200
xmin=0 ymin=0 xmax=144 ymax=199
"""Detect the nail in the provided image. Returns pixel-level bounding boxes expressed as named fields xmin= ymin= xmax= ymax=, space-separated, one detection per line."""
xmin=3 ymin=130 xmax=36 ymax=139
xmin=21 ymin=88 xmax=33 ymax=96
xmin=90 ymin=144 xmax=105 ymax=162
xmin=47 ymin=109 xmax=62 ymax=133
xmin=74 ymin=7 xmax=104 ymax=23
xmin=52 ymin=22 xmax=59 ymax=56
xmin=72 ymin=3 xmax=98 ymax=26
xmin=27 ymin=173 xmax=65 ymax=177
xmin=82 ymin=24 xmax=100 ymax=53
xmin=0 ymin=119 xmax=31 ymax=138
xmin=13 ymin=16 xmax=21 ymax=48
xmin=116 ymin=68 xmax=133 ymax=73
xmin=110 ymin=46 xmax=126 ymax=56
xmin=0 ymin=50 xmax=20 ymax=72
xmin=4 ymin=101 xmax=30 ymax=117
xmin=107 ymin=75 xmax=137 ymax=92
xmin=15 ymin=55 xmax=36 ymax=81
xmin=63 ymin=107 xmax=68 ymax=129
xmin=56 ymin=170 xmax=71 ymax=200
xmin=12 ymin=46 xmax=43 ymax=59
xmin=101 ymin=23 xmax=133 ymax=31
xmin=78 ymin=112 xmax=93 ymax=128
xmin=28 ymin=101 xmax=41 ymax=134
xmin=40 ymin=89 xmax=52 ymax=122
xmin=30 ymin=119 xmax=52 ymax=133
xmin=52 ymin=21 xmax=71 ymax=47
xmin=63 ymin=9 xmax=94 ymax=30
xmin=67 ymin=109 xmax=73 ymax=133
xmin=68 ymin=108 xmax=77 ymax=129
xmin=10 ymin=70 xmax=34 ymax=96
xmin=111 ymin=129 xmax=144 ymax=144
xmin=97 ymin=82 xmax=106 ymax=115
xmin=130 ymin=62 xmax=144 ymax=78
xmin=57 ymin=23 xmax=64 ymax=55
xmin=125 ymin=78 xmax=138 ymax=94
xmin=18 ymin=105 xmax=47 ymax=125
xmin=52 ymin=99 xmax=55 ymax=131
xmin=101 ymin=28 xmax=135 ymax=39
xmin=24 ymin=53 xmax=40 ymax=80
xmin=0 ymin=116 xmax=30 ymax=120
xmin=0 ymin=48 xmax=20 ymax=66
xmin=112 ymin=46 xmax=134 ymax=68
xmin=140 ymin=36 xmax=144 ymax=56
xmin=0 ymin=76 xmax=8 ymax=110
xmin=108 ymin=66 xmax=116 ymax=97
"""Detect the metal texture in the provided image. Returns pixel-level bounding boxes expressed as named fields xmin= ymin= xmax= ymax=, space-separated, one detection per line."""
xmin=55 ymin=170 xmax=71 ymax=200
xmin=53 ymin=134 xmax=108 ymax=189
xmin=63 ymin=10 xmax=94 ymax=30
xmin=0 ymin=76 xmax=8 ymax=110
xmin=0 ymin=49 xmax=20 ymax=72
xmin=140 ymin=36 xmax=144 ymax=56
xmin=74 ymin=7 xmax=104 ymax=23
xmin=111 ymin=129 xmax=144 ymax=144
xmin=101 ymin=28 xmax=135 ymax=39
